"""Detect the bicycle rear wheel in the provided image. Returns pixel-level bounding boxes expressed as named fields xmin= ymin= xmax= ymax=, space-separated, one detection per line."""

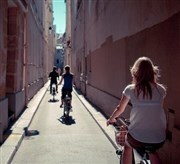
xmin=63 ymin=106 xmax=69 ymax=117
xmin=63 ymin=100 xmax=71 ymax=118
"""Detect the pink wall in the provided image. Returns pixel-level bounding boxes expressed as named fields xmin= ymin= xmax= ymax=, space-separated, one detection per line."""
xmin=0 ymin=0 xmax=8 ymax=137
xmin=71 ymin=1 xmax=180 ymax=163
xmin=0 ymin=0 xmax=54 ymax=142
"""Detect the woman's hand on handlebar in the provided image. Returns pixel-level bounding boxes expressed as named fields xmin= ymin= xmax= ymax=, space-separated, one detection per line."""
xmin=107 ymin=117 xmax=116 ymax=126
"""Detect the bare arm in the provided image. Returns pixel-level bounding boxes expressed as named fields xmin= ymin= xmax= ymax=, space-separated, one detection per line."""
xmin=72 ymin=75 xmax=75 ymax=86
xmin=58 ymin=75 xmax=64 ymax=85
xmin=107 ymin=94 xmax=129 ymax=125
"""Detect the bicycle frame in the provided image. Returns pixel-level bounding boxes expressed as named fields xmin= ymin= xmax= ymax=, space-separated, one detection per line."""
xmin=114 ymin=125 xmax=125 ymax=164
xmin=113 ymin=117 xmax=151 ymax=164
xmin=63 ymin=94 xmax=71 ymax=118
xmin=52 ymin=84 xmax=56 ymax=100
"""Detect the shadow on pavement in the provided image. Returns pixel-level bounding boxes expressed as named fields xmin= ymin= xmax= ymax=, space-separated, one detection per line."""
xmin=24 ymin=127 xmax=40 ymax=137
xmin=48 ymin=99 xmax=59 ymax=103
xmin=58 ymin=116 xmax=76 ymax=125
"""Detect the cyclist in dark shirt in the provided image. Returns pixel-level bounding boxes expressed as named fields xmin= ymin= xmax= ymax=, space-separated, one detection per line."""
xmin=49 ymin=66 xmax=59 ymax=94
xmin=58 ymin=65 xmax=74 ymax=108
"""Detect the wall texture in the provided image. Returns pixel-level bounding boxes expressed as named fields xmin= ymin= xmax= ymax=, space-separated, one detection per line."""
xmin=70 ymin=0 xmax=180 ymax=163
xmin=0 ymin=0 xmax=55 ymax=143
xmin=0 ymin=0 xmax=8 ymax=137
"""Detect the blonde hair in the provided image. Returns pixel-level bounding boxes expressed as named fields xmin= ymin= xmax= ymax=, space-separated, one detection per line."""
xmin=130 ymin=57 xmax=160 ymax=99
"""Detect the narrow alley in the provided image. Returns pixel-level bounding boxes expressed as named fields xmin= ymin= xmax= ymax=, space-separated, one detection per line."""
xmin=1 ymin=1 xmax=180 ymax=163
xmin=2 ymin=82 xmax=118 ymax=164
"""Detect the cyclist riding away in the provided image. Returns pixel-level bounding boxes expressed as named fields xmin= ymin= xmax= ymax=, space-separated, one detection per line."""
xmin=58 ymin=65 xmax=74 ymax=108
xmin=107 ymin=56 xmax=167 ymax=164
xmin=49 ymin=66 xmax=59 ymax=94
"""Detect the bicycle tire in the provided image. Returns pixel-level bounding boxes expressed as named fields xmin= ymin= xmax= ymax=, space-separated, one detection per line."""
xmin=63 ymin=105 xmax=69 ymax=117
xmin=63 ymin=98 xmax=71 ymax=118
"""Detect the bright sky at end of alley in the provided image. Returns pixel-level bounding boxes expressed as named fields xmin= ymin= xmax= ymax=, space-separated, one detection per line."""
xmin=53 ymin=0 xmax=66 ymax=34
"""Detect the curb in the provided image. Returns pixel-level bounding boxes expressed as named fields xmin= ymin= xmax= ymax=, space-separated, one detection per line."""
xmin=0 ymin=83 xmax=49 ymax=164
xmin=0 ymin=85 xmax=117 ymax=164
xmin=73 ymin=88 xmax=117 ymax=150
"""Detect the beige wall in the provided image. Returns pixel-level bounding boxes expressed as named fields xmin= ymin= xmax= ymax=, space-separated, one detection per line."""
xmin=64 ymin=0 xmax=72 ymax=67
xmin=26 ymin=0 xmax=54 ymax=101
xmin=70 ymin=0 xmax=180 ymax=163
xmin=0 ymin=0 xmax=55 ymax=142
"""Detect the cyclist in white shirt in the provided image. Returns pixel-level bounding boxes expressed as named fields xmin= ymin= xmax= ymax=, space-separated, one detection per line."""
xmin=107 ymin=56 xmax=167 ymax=164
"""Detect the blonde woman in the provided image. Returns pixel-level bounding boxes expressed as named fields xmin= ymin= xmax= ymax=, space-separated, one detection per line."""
xmin=107 ymin=57 xmax=167 ymax=164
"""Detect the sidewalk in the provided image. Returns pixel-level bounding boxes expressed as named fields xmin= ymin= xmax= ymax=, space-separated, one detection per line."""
xmin=0 ymin=83 xmax=116 ymax=164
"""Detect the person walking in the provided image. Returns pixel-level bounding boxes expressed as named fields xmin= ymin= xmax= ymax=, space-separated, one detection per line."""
xmin=107 ymin=56 xmax=167 ymax=164
xmin=58 ymin=65 xmax=74 ymax=108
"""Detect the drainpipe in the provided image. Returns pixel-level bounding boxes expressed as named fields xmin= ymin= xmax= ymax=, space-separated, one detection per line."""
xmin=24 ymin=17 xmax=28 ymax=106
xmin=20 ymin=0 xmax=28 ymax=106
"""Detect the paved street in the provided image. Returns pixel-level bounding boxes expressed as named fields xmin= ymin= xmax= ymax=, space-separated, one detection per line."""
xmin=9 ymin=86 xmax=118 ymax=164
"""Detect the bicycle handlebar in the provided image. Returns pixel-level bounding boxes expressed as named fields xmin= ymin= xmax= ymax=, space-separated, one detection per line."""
xmin=115 ymin=117 xmax=130 ymax=127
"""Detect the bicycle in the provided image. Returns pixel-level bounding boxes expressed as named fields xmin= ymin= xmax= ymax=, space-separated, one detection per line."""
xmin=63 ymin=92 xmax=72 ymax=119
xmin=113 ymin=117 xmax=152 ymax=164
xmin=51 ymin=83 xmax=57 ymax=101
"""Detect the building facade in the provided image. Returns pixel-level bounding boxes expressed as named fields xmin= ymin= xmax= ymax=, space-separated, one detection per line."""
xmin=0 ymin=0 xmax=55 ymax=143
xmin=64 ymin=0 xmax=72 ymax=67
xmin=0 ymin=0 xmax=8 ymax=142
xmin=54 ymin=33 xmax=65 ymax=74
xmin=68 ymin=0 xmax=180 ymax=163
